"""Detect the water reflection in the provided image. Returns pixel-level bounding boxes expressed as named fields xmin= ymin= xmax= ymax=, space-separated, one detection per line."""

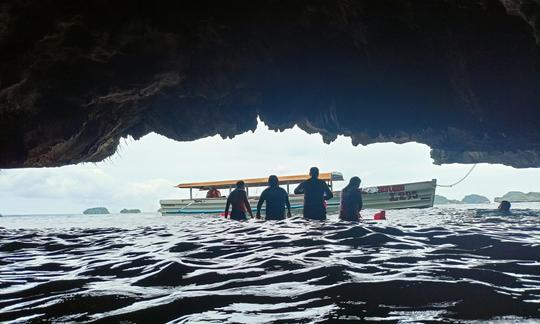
xmin=0 ymin=205 xmax=539 ymax=322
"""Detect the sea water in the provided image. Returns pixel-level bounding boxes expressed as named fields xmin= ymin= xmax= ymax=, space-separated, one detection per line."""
xmin=1 ymin=203 xmax=539 ymax=323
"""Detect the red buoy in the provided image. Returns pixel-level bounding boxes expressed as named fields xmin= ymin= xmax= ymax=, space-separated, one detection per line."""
xmin=373 ymin=210 xmax=386 ymax=220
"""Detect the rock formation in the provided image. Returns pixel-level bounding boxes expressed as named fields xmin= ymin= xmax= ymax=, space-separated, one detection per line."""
xmin=83 ymin=207 xmax=110 ymax=215
xmin=120 ymin=209 xmax=141 ymax=214
xmin=434 ymin=195 xmax=462 ymax=205
xmin=461 ymin=194 xmax=491 ymax=204
xmin=1 ymin=1 xmax=539 ymax=168
xmin=495 ymin=191 xmax=540 ymax=202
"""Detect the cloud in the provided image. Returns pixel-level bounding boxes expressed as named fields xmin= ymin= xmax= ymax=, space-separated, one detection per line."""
xmin=0 ymin=166 xmax=115 ymax=200
xmin=112 ymin=178 xmax=178 ymax=210
xmin=0 ymin=166 xmax=176 ymax=213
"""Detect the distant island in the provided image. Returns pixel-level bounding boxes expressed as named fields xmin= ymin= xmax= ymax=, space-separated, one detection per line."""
xmin=434 ymin=195 xmax=462 ymax=205
xmin=461 ymin=194 xmax=490 ymax=204
xmin=434 ymin=194 xmax=491 ymax=205
xmin=120 ymin=209 xmax=141 ymax=214
xmin=494 ymin=191 xmax=540 ymax=203
xmin=83 ymin=207 xmax=110 ymax=215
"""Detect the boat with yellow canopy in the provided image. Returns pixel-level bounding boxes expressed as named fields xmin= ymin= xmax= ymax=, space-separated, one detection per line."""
xmin=159 ymin=172 xmax=436 ymax=215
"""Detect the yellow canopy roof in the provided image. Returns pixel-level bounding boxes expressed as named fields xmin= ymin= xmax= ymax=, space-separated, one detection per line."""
xmin=176 ymin=172 xmax=343 ymax=190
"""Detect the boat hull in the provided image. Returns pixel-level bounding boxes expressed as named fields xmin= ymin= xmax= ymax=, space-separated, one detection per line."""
xmin=159 ymin=180 xmax=436 ymax=215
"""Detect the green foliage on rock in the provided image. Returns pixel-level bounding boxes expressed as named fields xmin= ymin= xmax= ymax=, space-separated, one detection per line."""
xmin=495 ymin=191 xmax=540 ymax=202
xmin=120 ymin=209 xmax=141 ymax=214
xmin=461 ymin=194 xmax=490 ymax=204
xmin=83 ymin=207 xmax=110 ymax=215
xmin=434 ymin=195 xmax=462 ymax=205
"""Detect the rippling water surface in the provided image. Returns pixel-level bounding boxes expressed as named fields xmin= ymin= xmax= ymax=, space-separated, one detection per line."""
xmin=1 ymin=204 xmax=539 ymax=323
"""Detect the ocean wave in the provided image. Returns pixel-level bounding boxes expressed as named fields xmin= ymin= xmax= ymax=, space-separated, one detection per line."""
xmin=0 ymin=208 xmax=539 ymax=322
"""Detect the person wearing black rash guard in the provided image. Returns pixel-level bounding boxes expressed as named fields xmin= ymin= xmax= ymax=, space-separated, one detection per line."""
xmin=225 ymin=181 xmax=253 ymax=221
xmin=256 ymin=175 xmax=291 ymax=220
xmin=339 ymin=176 xmax=363 ymax=221
xmin=294 ymin=167 xmax=333 ymax=220
xmin=498 ymin=200 xmax=512 ymax=215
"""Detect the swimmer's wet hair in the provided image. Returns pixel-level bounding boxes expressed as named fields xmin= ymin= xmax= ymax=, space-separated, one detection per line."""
xmin=499 ymin=200 xmax=511 ymax=211
xmin=268 ymin=175 xmax=279 ymax=187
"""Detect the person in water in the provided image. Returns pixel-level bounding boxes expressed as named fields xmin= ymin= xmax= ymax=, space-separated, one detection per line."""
xmin=339 ymin=176 xmax=363 ymax=221
xmin=476 ymin=200 xmax=512 ymax=217
xmin=498 ymin=200 xmax=512 ymax=214
xmin=294 ymin=167 xmax=333 ymax=220
xmin=225 ymin=181 xmax=253 ymax=220
xmin=206 ymin=186 xmax=221 ymax=198
xmin=256 ymin=175 xmax=292 ymax=220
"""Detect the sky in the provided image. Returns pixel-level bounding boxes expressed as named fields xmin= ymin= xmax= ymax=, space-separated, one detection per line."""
xmin=1 ymin=120 xmax=539 ymax=215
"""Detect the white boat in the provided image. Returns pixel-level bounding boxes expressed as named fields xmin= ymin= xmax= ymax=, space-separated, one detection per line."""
xmin=159 ymin=172 xmax=437 ymax=215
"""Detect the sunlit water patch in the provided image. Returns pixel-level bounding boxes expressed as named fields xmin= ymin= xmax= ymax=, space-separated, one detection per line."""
xmin=1 ymin=204 xmax=539 ymax=323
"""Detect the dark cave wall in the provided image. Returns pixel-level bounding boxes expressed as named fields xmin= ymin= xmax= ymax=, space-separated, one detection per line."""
xmin=0 ymin=0 xmax=539 ymax=168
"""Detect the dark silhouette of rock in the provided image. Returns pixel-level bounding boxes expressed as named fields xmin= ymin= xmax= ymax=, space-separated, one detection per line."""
xmin=434 ymin=195 xmax=462 ymax=205
xmin=1 ymin=1 xmax=539 ymax=168
xmin=83 ymin=207 xmax=110 ymax=215
xmin=120 ymin=209 xmax=141 ymax=214
xmin=495 ymin=191 xmax=540 ymax=202
xmin=461 ymin=194 xmax=491 ymax=204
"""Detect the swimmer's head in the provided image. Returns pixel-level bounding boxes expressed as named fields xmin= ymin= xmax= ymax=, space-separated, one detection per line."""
xmin=236 ymin=180 xmax=245 ymax=189
xmin=498 ymin=200 xmax=511 ymax=212
xmin=268 ymin=175 xmax=279 ymax=187
xmin=349 ymin=176 xmax=361 ymax=188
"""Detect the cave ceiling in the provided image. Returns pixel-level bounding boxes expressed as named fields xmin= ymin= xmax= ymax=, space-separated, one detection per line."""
xmin=0 ymin=0 xmax=539 ymax=168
